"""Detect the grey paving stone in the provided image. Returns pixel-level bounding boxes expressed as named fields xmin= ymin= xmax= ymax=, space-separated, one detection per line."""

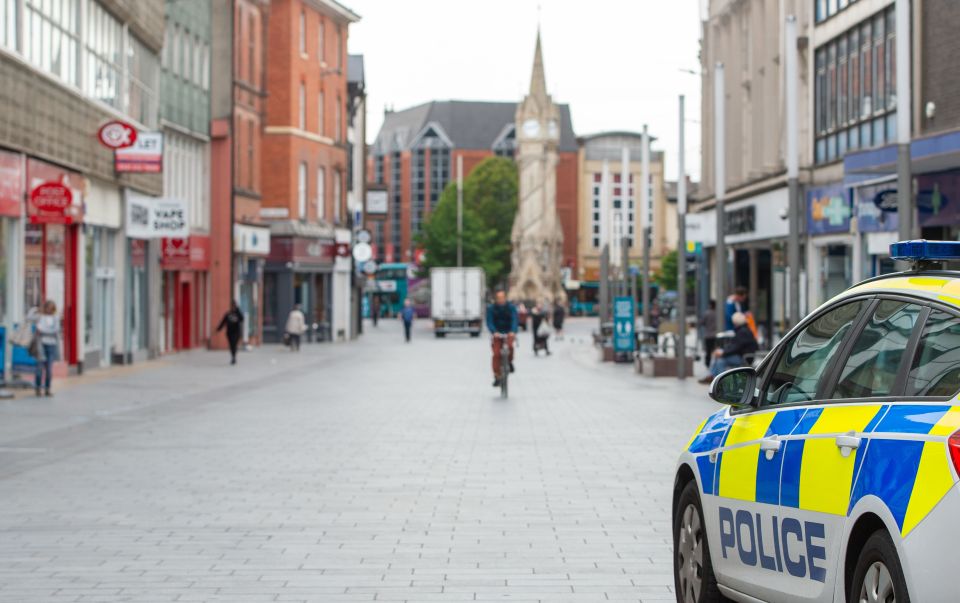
xmin=0 ymin=319 xmax=716 ymax=601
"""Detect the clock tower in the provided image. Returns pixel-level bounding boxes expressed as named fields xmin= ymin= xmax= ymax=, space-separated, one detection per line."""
xmin=509 ymin=31 xmax=566 ymax=304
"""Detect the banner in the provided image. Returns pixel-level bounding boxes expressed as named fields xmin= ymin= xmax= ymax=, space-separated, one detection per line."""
xmin=613 ymin=296 xmax=635 ymax=353
xmin=126 ymin=194 xmax=189 ymax=239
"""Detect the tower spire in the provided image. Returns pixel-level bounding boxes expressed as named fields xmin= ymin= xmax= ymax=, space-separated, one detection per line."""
xmin=529 ymin=30 xmax=548 ymax=100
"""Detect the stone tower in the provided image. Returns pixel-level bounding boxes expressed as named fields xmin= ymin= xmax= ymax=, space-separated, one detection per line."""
xmin=508 ymin=32 xmax=566 ymax=304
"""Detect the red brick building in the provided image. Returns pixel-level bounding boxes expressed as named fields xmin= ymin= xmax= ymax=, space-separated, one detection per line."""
xmin=260 ymin=0 xmax=359 ymax=342
xmin=367 ymin=101 xmax=580 ymax=273
xmin=210 ymin=0 xmax=272 ymax=349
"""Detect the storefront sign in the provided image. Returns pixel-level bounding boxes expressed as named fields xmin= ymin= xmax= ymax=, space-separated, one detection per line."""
xmin=685 ymin=211 xmax=717 ymax=247
xmin=130 ymin=238 xmax=147 ymax=268
xmin=97 ymin=120 xmax=138 ymax=149
xmin=0 ymin=150 xmax=23 ymax=217
xmin=366 ymin=189 xmax=388 ymax=214
xmin=161 ymin=235 xmax=210 ymax=270
xmin=126 ymin=194 xmax=189 ymax=239
xmin=725 ymin=206 xmax=756 ymax=236
xmin=29 ymin=181 xmax=82 ymax=224
xmin=916 ymin=174 xmax=960 ymax=228
xmin=259 ymin=207 xmax=289 ymax=219
xmin=856 ymin=184 xmax=898 ymax=233
xmin=807 ymin=186 xmax=852 ymax=235
xmin=115 ymin=132 xmax=164 ymax=173
xmin=267 ymin=237 xmax=336 ymax=267
xmin=234 ymin=224 xmax=271 ymax=255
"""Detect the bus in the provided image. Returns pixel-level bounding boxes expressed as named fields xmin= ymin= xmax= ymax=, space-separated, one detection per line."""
xmin=566 ymin=281 xmax=599 ymax=316
xmin=369 ymin=263 xmax=431 ymax=318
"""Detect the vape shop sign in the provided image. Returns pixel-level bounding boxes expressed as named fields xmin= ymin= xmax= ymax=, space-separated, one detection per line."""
xmin=125 ymin=193 xmax=189 ymax=239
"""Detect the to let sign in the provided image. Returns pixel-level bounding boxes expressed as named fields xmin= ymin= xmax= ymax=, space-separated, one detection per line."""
xmin=29 ymin=182 xmax=81 ymax=224
xmin=115 ymin=132 xmax=164 ymax=173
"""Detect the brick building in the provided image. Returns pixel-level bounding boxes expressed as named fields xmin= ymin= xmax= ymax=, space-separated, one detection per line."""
xmin=210 ymin=0 xmax=272 ymax=349
xmin=367 ymin=100 xmax=579 ymax=272
xmin=260 ymin=0 xmax=359 ymax=343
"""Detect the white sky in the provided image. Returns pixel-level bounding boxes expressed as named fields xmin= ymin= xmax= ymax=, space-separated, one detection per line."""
xmin=347 ymin=0 xmax=705 ymax=182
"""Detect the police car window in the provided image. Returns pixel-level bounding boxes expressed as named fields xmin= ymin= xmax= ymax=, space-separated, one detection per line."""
xmin=906 ymin=310 xmax=960 ymax=397
xmin=832 ymin=301 xmax=921 ymax=399
xmin=763 ymin=300 xmax=865 ymax=406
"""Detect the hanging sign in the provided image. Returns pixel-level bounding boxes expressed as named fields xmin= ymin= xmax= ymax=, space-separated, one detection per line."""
xmin=97 ymin=120 xmax=138 ymax=149
xmin=29 ymin=181 xmax=82 ymax=224
xmin=126 ymin=194 xmax=189 ymax=239
xmin=115 ymin=132 xmax=164 ymax=173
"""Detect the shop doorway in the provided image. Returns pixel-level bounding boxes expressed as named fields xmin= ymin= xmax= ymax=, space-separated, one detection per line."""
xmin=178 ymin=281 xmax=192 ymax=350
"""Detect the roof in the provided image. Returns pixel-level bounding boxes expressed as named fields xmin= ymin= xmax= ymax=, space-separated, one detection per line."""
xmin=372 ymin=100 xmax=578 ymax=154
xmin=578 ymin=131 xmax=659 ymax=143
xmin=310 ymin=0 xmax=361 ymax=23
xmin=834 ymin=272 xmax=960 ymax=309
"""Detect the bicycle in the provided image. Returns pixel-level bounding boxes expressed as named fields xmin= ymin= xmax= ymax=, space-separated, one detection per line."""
xmin=493 ymin=332 xmax=511 ymax=399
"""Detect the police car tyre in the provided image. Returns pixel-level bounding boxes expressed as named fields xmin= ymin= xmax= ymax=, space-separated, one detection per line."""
xmin=849 ymin=530 xmax=910 ymax=603
xmin=673 ymin=481 xmax=726 ymax=603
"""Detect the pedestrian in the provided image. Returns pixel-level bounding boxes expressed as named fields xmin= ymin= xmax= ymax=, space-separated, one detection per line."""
xmin=371 ymin=295 xmax=380 ymax=327
xmin=724 ymin=286 xmax=749 ymax=331
xmin=285 ymin=304 xmax=307 ymax=351
xmin=700 ymin=312 xmax=758 ymax=384
xmin=400 ymin=299 xmax=415 ymax=342
xmin=32 ymin=300 xmax=60 ymax=397
xmin=552 ymin=301 xmax=566 ymax=340
xmin=531 ymin=303 xmax=550 ymax=355
xmin=700 ymin=299 xmax=718 ymax=368
xmin=216 ymin=301 xmax=244 ymax=365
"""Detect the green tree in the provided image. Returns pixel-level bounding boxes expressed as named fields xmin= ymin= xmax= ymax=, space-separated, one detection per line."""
xmin=653 ymin=249 xmax=694 ymax=292
xmin=417 ymin=157 xmax=518 ymax=287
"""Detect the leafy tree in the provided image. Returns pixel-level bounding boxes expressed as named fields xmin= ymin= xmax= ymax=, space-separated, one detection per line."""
xmin=417 ymin=157 xmax=518 ymax=287
xmin=653 ymin=249 xmax=695 ymax=292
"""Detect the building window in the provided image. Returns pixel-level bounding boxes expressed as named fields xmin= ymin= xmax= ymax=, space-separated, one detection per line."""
xmin=817 ymin=0 xmax=856 ymax=23
xmin=298 ymin=162 xmax=308 ymax=219
xmin=24 ymin=0 xmax=80 ymax=86
xmin=333 ymin=169 xmax=342 ymax=223
xmin=430 ymin=146 xmax=449 ymax=212
xmin=318 ymin=91 xmax=324 ymax=136
xmin=411 ymin=149 xmax=426 ymax=239
xmin=336 ymin=24 xmax=342 ymax=69
xmin=299 ymin=10 xmax=306 ymax=56
xmin=335 ymin=96 xmax=341 ymax=141
xmin=248 ymin=13 xmax=256 ymax=83
xmin=317 ymin=19 xmax=324 ymax=62
xmin=391 ymin=152 xmax=402 ymax=254
xmin=375 ymin=154 xmax=384 ymax=184
xmin=815 ymin=5 xmax=895 ymax=164
xmin=299 ymin=82 xmax=306 ymax=129
xmin=316 ymin=166 xmax=325 ymax=219
xmin=0 ymin=0 xmax=17 ymax=50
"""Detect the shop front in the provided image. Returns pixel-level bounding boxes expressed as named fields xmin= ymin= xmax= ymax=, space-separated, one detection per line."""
xmin=25 ymin=158 xmax=85 ymax=373
xmin=263 ymin=225 xmax=335 ymax=344
xmin=0 ymin=149 xmax=24 ymax=377
xmin=332 ymin=228 xmax=353 ymax=342
xmin=233 ymin=224 xmax=271 ymax=346
xmin=83 ymin=178 xmax=125 ymax=369
xmin=160 ymin=235 xmax=210 ymax=352
xmin=806 ymin=184 xmax=855 ymax=307
xmin=688 ymin=187 xmax=792 ymax=346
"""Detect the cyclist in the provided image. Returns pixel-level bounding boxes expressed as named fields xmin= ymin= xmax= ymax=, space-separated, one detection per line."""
xmin=486 ymin=290 xmax=518 ymax=387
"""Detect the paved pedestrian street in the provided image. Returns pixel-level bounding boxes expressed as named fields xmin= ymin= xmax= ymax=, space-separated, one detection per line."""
xmin=0 ymin=319 xmax=717 ymax=602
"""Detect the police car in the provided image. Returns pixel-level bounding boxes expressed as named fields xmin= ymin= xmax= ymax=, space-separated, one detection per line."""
xmin=673 ymin=240 xmax=960 ymax=603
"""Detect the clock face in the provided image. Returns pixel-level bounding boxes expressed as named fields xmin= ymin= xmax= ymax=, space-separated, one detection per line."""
xmin=547 ymin=120 xmax=559 ymax=139
xmin=522 ymin=119 xmax=540 ymax=137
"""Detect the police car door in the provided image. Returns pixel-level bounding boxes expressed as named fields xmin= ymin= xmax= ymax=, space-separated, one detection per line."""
xmin=711 ymin=299 xmax=870 ymax=602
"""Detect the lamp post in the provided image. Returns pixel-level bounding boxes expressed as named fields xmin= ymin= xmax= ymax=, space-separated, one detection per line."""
xmin=714 ymin=62 xmax=726 ymax=334
xmin=786 ymin=16 xmax=801 ymax=327
xmin=677 ymin=95 xmax=688 ymax=380
xmin=896 ymin=0 xmax=913 ymax=251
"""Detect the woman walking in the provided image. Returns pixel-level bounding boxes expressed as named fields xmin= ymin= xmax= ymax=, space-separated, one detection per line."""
xmin=33 ymin=300 xmax=60 ymax=397
xmin=216 ymin=301 xmax=244 ymax=364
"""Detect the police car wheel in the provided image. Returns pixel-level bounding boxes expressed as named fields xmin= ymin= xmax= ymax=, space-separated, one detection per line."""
xmin=674 ymin=481 xmax=724 ymax=603
xmin=849 ymin=530 xmax=910 ymax=603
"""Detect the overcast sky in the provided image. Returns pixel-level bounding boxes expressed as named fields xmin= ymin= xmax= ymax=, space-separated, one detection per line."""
xmin=346 ymin=0 xmax=705 ymax=182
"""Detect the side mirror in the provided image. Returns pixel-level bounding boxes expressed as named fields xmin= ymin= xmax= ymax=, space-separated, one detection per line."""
xmin=709 ymin=366 xmax=757 ymax=407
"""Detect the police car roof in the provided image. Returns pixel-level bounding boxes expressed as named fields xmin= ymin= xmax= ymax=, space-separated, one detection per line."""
xmin=842 ymin=270 xmax=960 ymax=304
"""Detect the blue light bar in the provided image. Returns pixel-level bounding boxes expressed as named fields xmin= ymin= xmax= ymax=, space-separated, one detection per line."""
xmin=889 ymin=239 xmax=960 ymax=262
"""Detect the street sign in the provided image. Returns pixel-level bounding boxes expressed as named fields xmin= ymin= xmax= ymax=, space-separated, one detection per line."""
xmin=97 ymin=120 xmax=137 ymax=149
xmin=356 ymin=229 xmax=372 ymax=244
xmin=613 ymin=296 xmax=635 ymax=353
xmin=363 ymin=261 xmax=378 ymax=275
xmin=352 ymin=242 xmax=373 ymax=262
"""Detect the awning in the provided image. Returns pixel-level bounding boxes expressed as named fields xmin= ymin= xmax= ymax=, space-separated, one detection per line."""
xmin=844 ymin=129 xmax=960 ymax=182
